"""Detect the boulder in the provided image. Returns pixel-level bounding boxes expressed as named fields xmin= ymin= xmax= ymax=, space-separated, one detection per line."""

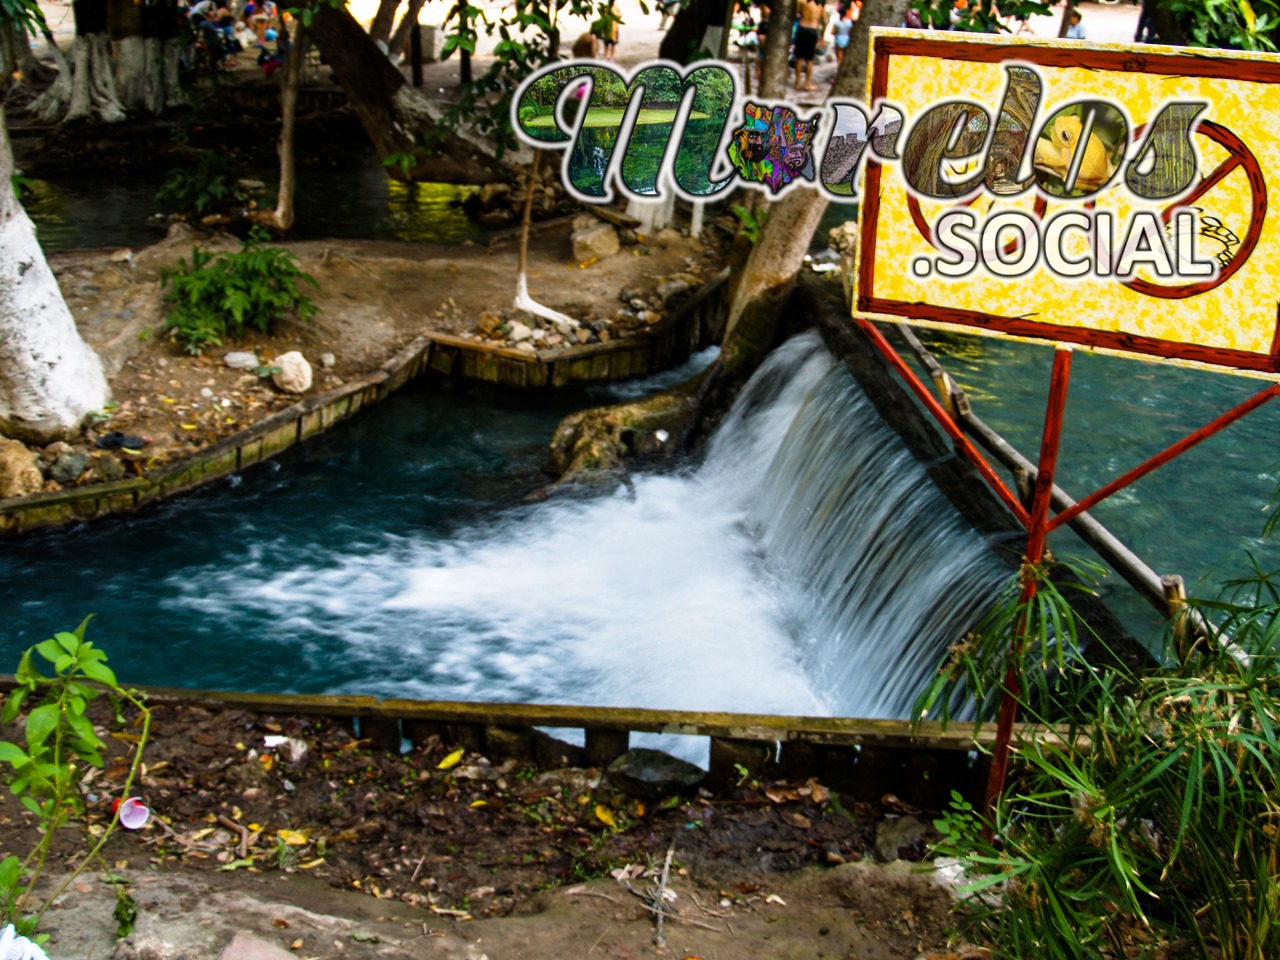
xmin=656 ymin=278 xmax=692 ymax=304
xmin=0 ymin=439 xmax=44 ymax=498
xmin=476 ymin=311 xmax=503 ymax=338
xmin=572 ymin=222 xmax=620 ymax=262
xmin=606 ymin=748 xmax=705 ymax=800
xmin=873 ymin=814 xmax=929 ymax=862
xmin=41 ymin=440 xmax=74 ymax=464
xmin=49 ymin=451 xmax=89 ymax=485
xmin=215 ymin=932 xmax=295 ymax=960
xmin=96 ymin=454 xmax=127 ymax=482
xmin=224 ymin=351 xmax=260 ymax=371
xmin=270 ymin=352 xmax=312 ymax=394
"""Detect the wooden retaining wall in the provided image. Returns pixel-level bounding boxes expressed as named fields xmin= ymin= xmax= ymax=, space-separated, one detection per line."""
xmin=0 ymin=275 xmax=729 ymax=539
xmin=0 ymin=676 xmax=1072 ymax=808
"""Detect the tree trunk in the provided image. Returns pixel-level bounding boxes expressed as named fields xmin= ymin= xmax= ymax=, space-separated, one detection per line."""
xmin=66 ymin=0 xmax=126 ymax=123
xmin=252 ymin=25 xmax=305 ymax=232
xmin=307 ymin=2 xmax=504 ymax=184
xmin=0 ymin=109 xmax=110 ymax=443
xmin=108 ymin=0 xmax=146 ymax=112
xmin=659 ymin=0 xmax=729 ymax=63
xmin=27 ymin=30 xmax=74 ymax=122
xmin=369 ymin=0 xmax=402 ymax=47
xmin=760 ymin=0 xmax=794 ymax=99
xmin=388 ymin=0 xmax=428 ymax=60
xmin=142 ymin=0 xmax=184 ymax=113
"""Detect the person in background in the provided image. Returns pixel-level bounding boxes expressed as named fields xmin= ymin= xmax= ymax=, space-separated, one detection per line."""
xmin=754 ymin=0 xmax=770 ymax=87
xmin=592 ymin=0 xmax=620 ymax=61
xmin=1134 ymin=0 xmax=1155 ymax=41
xmin=830 ymin=3 xmax=853 ymax=67
xmin=1065 ymin=9 xmax=1086 ymax=38
xmin=792 ymin=0 xmax=825 ymax=92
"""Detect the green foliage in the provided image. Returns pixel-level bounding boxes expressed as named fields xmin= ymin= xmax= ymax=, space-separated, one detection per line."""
xmin=156 ymin=149 xmax=239 ymax=217
xmin=0 ymin=618 xmax=151 ymax=939
xmin=0 ymin=0 xmax=47 ymax=36
xmin=162 ymin=229 xmax=319 ymax=355
xmin=910 ymin=0 xmax=1053 ymax=33
xmin=920 ymin=539 xmax=1280 ymax=959
xmin=1170 ymin=0 xmax=1280 ymax=50
xmin=913 ymin=556 xmax=1105 ymax=729
xmin=435 ymin=0 xmax=634 ymax=157
xmin=731 ymin=203 xmax=766 ymax=244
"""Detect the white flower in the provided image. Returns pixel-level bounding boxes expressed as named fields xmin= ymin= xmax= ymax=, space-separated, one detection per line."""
xmin=0 ymin=924 xmax=50 ymax=960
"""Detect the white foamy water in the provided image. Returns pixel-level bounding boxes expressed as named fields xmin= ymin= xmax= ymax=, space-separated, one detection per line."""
xmin=168 ymin=332 xmax=1007 ymax=757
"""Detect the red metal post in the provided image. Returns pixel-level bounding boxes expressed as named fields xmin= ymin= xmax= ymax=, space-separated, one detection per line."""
xmin=984 ymin=346 xmax=1074 ymax=822
xmin=855 ymin=317 xmax=1031 ymax=527
xmin=1047 ymin=382 xmax=1280 ymax=532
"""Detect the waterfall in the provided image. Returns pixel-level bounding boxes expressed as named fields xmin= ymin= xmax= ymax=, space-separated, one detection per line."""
xmin=134 ymin=332 xmax=1008 ymax=730
xmin=704 ymin=332 xmax=1009 ymax=717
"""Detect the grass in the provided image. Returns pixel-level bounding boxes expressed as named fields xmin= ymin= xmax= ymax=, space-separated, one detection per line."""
xmin=524 ymin=107 xmax=710 ymax=128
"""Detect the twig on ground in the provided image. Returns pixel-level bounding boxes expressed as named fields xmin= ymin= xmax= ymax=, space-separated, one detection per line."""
xmin=653 ymin=841 xmax=675 ymax=946
xmin=216 ymin=814 xmax=250 ymax=859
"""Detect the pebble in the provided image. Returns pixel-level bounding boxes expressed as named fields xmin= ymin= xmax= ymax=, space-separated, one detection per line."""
xmin=224 ymin=352 xmax=259 ymax=370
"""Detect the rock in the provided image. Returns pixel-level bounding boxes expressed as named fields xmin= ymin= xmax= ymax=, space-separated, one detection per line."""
xmin=555 ymin=321 xmax=575 ymax=338
xmin=215 ymin=932 xmax=296 ymax=960
xmin=42 ymin=479 xmax=62 ymax=493
xmin=828 ymin=221 xmax=859 ymax=257
xmin=41 ymin=440 xmax=74 ymax=464
xmin=50 ymin=452 xmax=90 ymax=485
xmin=531 ymin=329 xmax=547 ymax=343
xmin=572 ymin=213 xmax=597 ymax=232
xmin=235 ymin=178 xmax=267 ymax=195
xmin=479 ymin=182 xmax=511 ymax=206
xmin=590 ymin=319 xmax=611 ymax=333
xmin=514 ymin=341 xmax=537 ymax=354
xmin=477 ymin=311 xmax=503 ymax=338
xmin=270 ymin=352 xmax=312 ymax=394
xmin=109 ymin=248 xmax=133 ymax=263
xmin=598 ymin=329 xmax=611 ymax=343
xmin=224 ymin=351 xmax=260 ymax=371
xmin=657 ymin=278 xmax=692 ymax=303
xmin=874 ymin=815 xmax=929 ymax=862
xmin=96 ymin=455 xmax=127 ymax=482
xmin=654 ymin=227 xmax=684 ymax=246
xmin=0 ymin=439 xmax=44 ymax=498
xmin=508 ymin=321 xmax=533 ymax=343
xmin=638 ymin=310 xmax=663 ymax=325
xmin=546 ymin=334 xmax=565 ymax=348
xmin=618 ymin=228 xmax=638 ymax=246
xmin=319 ymin=353 xmax=336 ymax=369
xmin=200 ymin=387 xmax=214 ymax=398
xmin=115 ymin=932 xmax=202 ymax=960
xmin=572 ymin=222 xmax=620 ymax=262
xmin=575 ymin=328 xmax=591 ymax=344
xmin=629 ymin=298 xmax=647 ymax=311
xmin=607 ymin=749 xmax=705 ymax=800
xmin=619 ymin=288 xmax=642 ymax=303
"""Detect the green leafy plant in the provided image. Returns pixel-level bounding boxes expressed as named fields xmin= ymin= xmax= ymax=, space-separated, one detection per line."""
xmin=0 ymin=618 xmax=151 ymax=940
xmin=162 ymin=229 xmax=319 ymax=355
xmin=730 ymin=203 xmax=767 ymax=244
xmin=157 ymin=149 xmax=238 ymax=217
xmin=1170 ymin=0 xmax=1279 ymax=51
xmin=920 ymin=547 xmax=1280 ymax=959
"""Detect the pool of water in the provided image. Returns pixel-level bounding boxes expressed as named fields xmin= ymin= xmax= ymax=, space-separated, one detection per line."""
xmin=918 ymin=328 xmax=1280 ymax=647
xmin=22 ymin=150 xmax=486 ymax=254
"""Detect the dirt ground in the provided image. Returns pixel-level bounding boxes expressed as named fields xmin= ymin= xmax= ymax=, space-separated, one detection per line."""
xmin=0 ymin=700 xmax=973 ymax=960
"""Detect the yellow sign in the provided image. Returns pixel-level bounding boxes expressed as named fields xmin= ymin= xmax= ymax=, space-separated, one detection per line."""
xmin=854 ymin=30 xmax=1280 ymax=377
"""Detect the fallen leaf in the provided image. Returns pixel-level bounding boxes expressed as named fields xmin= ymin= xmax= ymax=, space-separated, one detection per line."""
xmin=595 ymin=805 xmax=618 ymax=830
xmin=290 ymin=938 xmax=303 ymax=950
xmin=272 ymin=918 xmax=290 ymax=929
xmin=783 ymin=812 xmax=811 ymax=830
xmin=218 ymin=857 xmax=255 ymax=871
xmin=299 ymin=858 xmax=326 ymax=870
xmin=765 ymin=893 xmax=787 ymax=906
xmin=277 ymin=829 xmax=311 ymax=846
xmin=765 ymin=788 xmax=799 ymax=804
xmin=437 ymin=748 xmax=466 ymax=771
xmin=469 ymin=800 xmax=487 ymax=808
xmin=180 ymin=424 xmax=196 ymax=430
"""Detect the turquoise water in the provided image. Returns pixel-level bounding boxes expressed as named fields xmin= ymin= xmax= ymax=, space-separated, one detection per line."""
xmin=918 ymin=328 xmax=1280 ymax=647
xmin=1 ymin=380 xmax=579 ymax=692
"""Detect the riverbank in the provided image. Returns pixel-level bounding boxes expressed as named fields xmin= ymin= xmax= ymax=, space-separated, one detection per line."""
xmin=0 ymin=213 xmax=730 ymax=533
xmin=1 ymin=689 xmax=978 ymax=960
